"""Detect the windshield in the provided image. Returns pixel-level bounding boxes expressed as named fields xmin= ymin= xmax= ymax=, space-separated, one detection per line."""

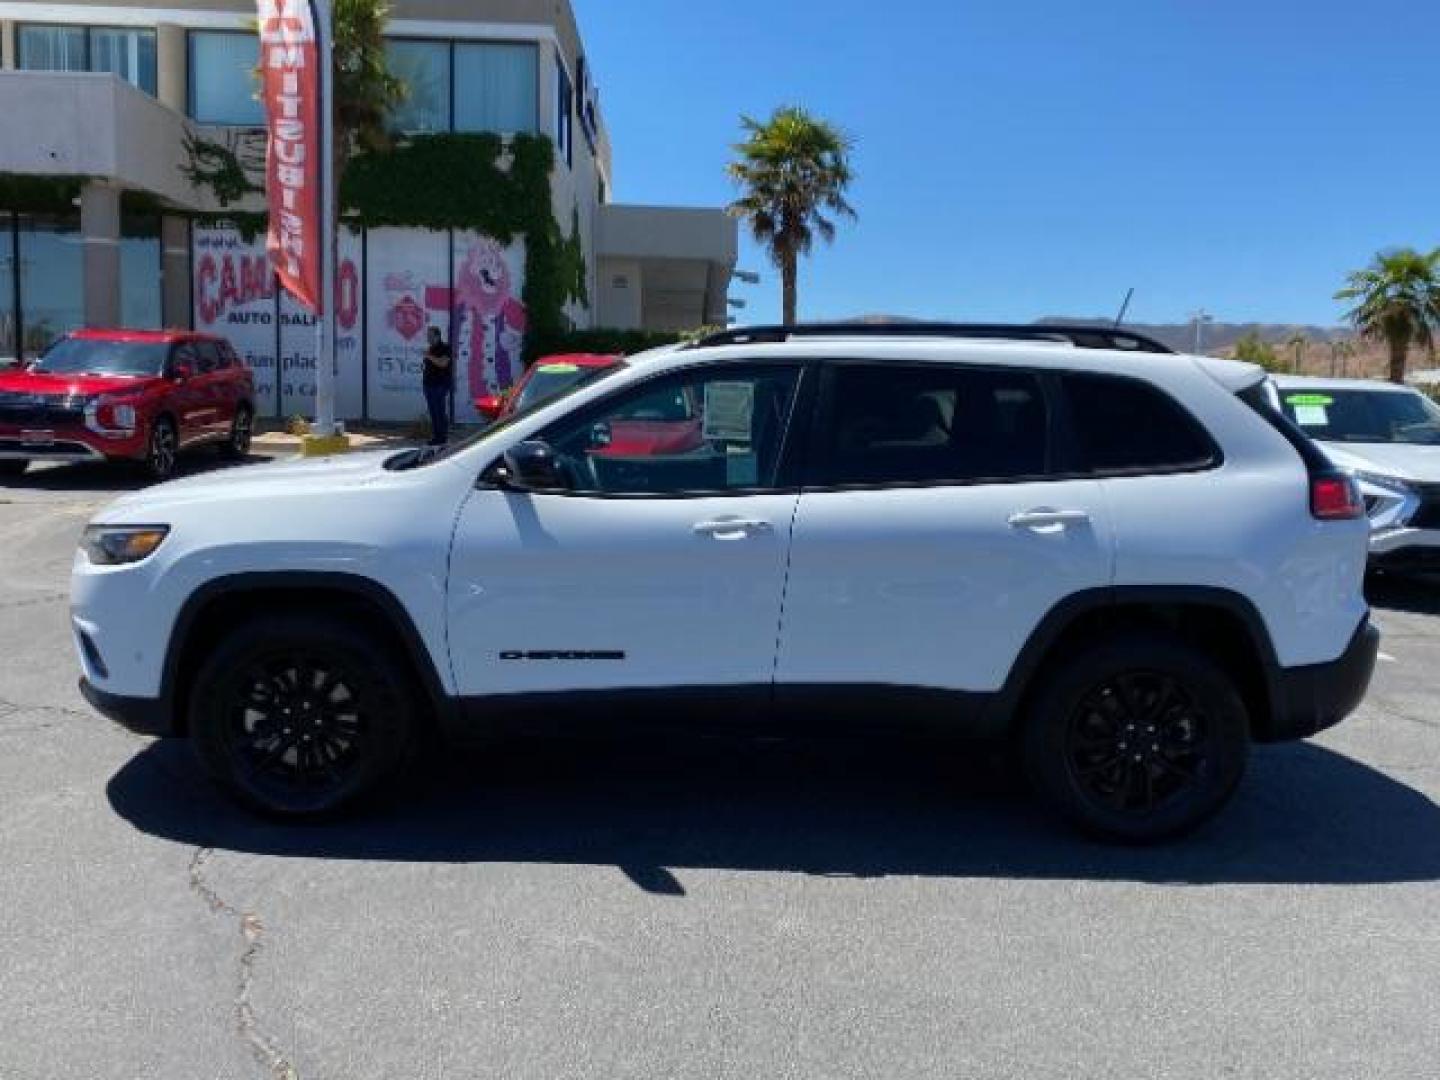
xmin=32 ymin=338 xmax=169 ymax=378
xmin=397 ymin=359 xmax=630 ymax=469
xmin=1279 ymin=387 xmax=1440 ymax=445
xmin=513 ymin=364 xmax=601 ymax=413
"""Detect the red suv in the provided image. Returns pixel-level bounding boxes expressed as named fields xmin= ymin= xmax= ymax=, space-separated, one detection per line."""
xmin=475 ymin=353 xmax=704 ymax=457
xmin=0 ymin=329 xmax=255 ymax=480
xmin=475 ymin=353 xmax=624 ymax=423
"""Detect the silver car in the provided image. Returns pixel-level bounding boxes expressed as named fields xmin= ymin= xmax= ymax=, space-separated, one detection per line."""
xmin=1273 ymin=374 xmax=1440 ymax=572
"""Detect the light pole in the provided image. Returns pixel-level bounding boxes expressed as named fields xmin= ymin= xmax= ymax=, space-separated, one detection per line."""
xmin=1189 ymin=308 xmax=1214 ymax=354
xmin=311 ymin=0 xmax=338 ymax=441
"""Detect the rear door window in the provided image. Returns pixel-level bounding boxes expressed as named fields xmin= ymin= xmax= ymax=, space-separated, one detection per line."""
xmin=1061 ymin=373 xmax=1218 ymax=475
xmin=193 ymin=341 xmax=223 ymax=375
xmin=811 ymin=363 xmax=1050 ymax=487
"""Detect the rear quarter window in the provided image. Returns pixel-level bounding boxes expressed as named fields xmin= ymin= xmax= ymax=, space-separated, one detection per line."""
xmin=1062 ymin=372 xmax=1219 ymax=475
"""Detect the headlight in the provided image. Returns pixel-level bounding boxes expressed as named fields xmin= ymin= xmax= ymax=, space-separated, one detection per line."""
xmin=83 ymin=395 xmax=140 ymax=435
xmin=81 ymin=525 xmax=169 ymax=566
xmin=1350 ymin=469 xmax=1413 ymax=495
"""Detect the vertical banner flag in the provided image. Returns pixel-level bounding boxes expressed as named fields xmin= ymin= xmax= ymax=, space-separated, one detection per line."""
xmin=258 ymin=0 xmax=323 ymax=313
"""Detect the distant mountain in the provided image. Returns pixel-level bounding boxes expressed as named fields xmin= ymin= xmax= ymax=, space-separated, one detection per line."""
xmin=1037 ymin=317 xmax=1353 ymax=353
xmin=835 ymin=314 xmax=1402 ymax=377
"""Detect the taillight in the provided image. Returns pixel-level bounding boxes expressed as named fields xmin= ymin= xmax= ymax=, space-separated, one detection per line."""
xmin=1311 ymin=473 xmax=1364 ymax=521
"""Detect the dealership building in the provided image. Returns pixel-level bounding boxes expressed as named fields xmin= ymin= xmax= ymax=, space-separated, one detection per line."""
xmin=0 ymin=0 xmax=737 ymax=420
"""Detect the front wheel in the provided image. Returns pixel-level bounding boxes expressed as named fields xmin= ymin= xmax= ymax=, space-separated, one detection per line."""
xmin=0 ymin=459 xmax=28 ymax=478
xmin=189 ymin=613 xmax=418 ymax=818
xmin=144 ymin=417 xmax=178 ymax=480
xmin=1021 ymin=633 xmax=1249 ymax=842
xmin=221 ymin=405 xmax=253 ymax=460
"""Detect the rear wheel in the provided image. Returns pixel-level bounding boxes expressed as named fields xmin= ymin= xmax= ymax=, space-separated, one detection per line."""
xmin=190 ymin=613 xmax=418 ymax=818
xmin=221 ymin=405 xmax=253 ymax=460
xmin=0 ymin=460 xmax=27 ymax=478
xmin=144 ymin=417 xmax=178 ymax=480
xmin=1022 ymin=633 xmax=1249 ymax=842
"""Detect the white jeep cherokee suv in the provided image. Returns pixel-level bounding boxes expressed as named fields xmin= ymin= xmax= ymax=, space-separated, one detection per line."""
xmin=72 ymin=324 xmax=1379 ymax=840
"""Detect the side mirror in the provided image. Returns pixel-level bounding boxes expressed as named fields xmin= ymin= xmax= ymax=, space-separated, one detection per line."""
xmin=172 ymin=363 xmax=193 ymax=382
xmin=500 ymin=440 xmax=566 ymax=491
xmin=476 ymin=394 xmax=505 ymax=420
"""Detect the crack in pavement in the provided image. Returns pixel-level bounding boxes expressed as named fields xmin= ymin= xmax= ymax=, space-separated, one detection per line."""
xmin=189 ymin=848 xmax=300 ymax=1080
xmin=0 ymin=695 xmax=100 ymax=725
xmin=0 ymin=590 xmax=70 ymax=612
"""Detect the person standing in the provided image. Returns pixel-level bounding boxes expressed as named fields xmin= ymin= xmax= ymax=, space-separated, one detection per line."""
xmin=422 ymin=326 xmax=453 ymax=446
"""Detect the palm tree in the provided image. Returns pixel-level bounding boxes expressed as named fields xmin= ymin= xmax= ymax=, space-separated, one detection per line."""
xmin=1336 ymin=248 xmax=1440 ymax=384
xmin=728 ymin=107 xmax=856 ymax=326
xmin=1286 ymin=332 xmax=1308 ymax=374
xmin=185 ymin=0 xmax=403 ymax=207
xmin=332 ymin=0 xmax=405 ymax=181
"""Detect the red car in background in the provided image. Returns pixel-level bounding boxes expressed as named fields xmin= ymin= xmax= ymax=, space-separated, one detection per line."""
xmin=476 ymin=353 xmax=623 ymax=423
xmin=476 ymin=353 xmax=704 ymax=457
xmin=0 ymin=329 xmax=255 ymax=480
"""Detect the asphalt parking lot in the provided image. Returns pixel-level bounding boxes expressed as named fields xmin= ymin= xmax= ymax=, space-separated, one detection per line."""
xmin=2 ymin=454 xmax=1438 ymax=1080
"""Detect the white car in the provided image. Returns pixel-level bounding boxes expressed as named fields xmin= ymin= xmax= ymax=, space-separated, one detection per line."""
xmin=1272 ymin=375 xmax=1440 ymax=573
xmin=72 ymin=324 xmax=1378 ymax=841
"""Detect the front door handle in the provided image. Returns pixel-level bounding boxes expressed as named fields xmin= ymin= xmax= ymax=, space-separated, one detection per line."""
xmin=694 ymin=518 xmax=774 ymax=540
xmin=1008 ymin=508 xmax=1091 ymax=530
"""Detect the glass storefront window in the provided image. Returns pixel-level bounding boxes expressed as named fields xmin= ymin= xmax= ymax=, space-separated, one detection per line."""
xmin=90 ymin=29 xmax=158 ymax=95
xmin=387 ymin=39 xmax=451 ymax=133
xmin=17 ymin=25 xmax=157 ymax=95
xmin=120 ymin=217 xmax=162 ymax=329
xmin=0 ymin=220 xmax=16 ymax=366
xmin=189 ymin=31 xmax=263 ymax=126
xmin=454 ymin=42 xmax=538 ymax=134
xmin=17 ymin=25 xmax=87 ymax=72
xmin=18 ymin=217 xmax=84 ymax=357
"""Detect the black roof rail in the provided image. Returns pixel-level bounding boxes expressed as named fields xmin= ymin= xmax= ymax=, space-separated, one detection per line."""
xmin=691 ymin=322 xmax=1175 ymax=354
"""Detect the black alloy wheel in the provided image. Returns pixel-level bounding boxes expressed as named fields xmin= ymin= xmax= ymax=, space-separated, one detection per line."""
xmin=1065 ymin=671 xmax=1212 ymax=815
xmin=223 ymin=406 xmax=253 ymax=459
xmin=146 ymin=417 xmax=178 ymax=480
xmin=191 ymin=614 xmax=418 ymax=818
xmin=1023 ymin=633 xmax=1249 ymax=842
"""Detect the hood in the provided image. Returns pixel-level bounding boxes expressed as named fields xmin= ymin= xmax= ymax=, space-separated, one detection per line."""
xmin=0 ymin=368 xmax=161 ymax=397
xmin=96 ymin=448 xmax=409 ymax=521
xmin=1319 ymin=440 xmax=1440 ymax=483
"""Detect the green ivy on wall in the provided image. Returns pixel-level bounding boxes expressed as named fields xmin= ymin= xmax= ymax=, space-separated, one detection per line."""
xmin=343 ymin=133 xmax=588 ymax=356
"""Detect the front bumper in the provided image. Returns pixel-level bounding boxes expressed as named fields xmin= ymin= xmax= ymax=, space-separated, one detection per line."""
xmin=0 ymin=424 xmax=144 ymax=462
xmin=1368 ymin=527 xmax=1440 ymax=572
xmin=1261 ymin=618 xmax=1380 ymax=743
xmin=79 ymin=678 xmax=174 ymax=737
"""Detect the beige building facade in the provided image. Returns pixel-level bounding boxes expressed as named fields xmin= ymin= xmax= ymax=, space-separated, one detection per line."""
xmin=0 ymin=0 xmax=736 ymax=398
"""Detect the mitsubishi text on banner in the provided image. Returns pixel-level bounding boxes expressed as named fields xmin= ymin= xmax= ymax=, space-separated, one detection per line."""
xmin=258 ymin=0 xmax=323 ymax=315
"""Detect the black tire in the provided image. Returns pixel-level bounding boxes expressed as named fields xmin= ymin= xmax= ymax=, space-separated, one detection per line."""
xmin=144 ymin=416 xmax=178 ymax=480
xmin=221 ymin=404 xmax=253 ymax=460
xmin=1021 ymin=632 xmax=1249 ymax=842
xmin=0 ymin=459 xmax=28 ymax=478
xmin=189 ymin=613 xmax=418 ymax=819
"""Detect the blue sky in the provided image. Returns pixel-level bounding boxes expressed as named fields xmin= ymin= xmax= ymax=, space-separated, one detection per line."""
xmin=575 ymin=0 xmax=1438 ymax=328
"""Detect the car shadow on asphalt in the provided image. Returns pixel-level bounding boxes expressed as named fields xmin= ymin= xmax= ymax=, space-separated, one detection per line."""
xmin=107 ymin=735 xmax=1440 ymax=892
xmin=1367 ymin=572 xmax=1440 ymax=617
xmin=0 ymin=455 xmax=265 ymax=494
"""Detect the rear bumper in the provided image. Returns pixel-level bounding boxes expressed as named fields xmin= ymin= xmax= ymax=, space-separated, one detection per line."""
xmin=78 ymin=678 xmax=175 ymax=737
xmin=1261 ymin=619 xmax=1380 ymax=742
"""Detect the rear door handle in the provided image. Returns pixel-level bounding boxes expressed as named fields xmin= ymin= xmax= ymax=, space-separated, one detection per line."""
xmin=694 ymin=518 xmax=773 ymax=540
xmin=1008 ymin=508 xmax=1091 ymax=530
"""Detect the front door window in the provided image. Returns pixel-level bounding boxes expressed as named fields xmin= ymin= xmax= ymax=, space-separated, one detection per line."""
xmin=538 ymin=366 xmax=804 ymax=496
